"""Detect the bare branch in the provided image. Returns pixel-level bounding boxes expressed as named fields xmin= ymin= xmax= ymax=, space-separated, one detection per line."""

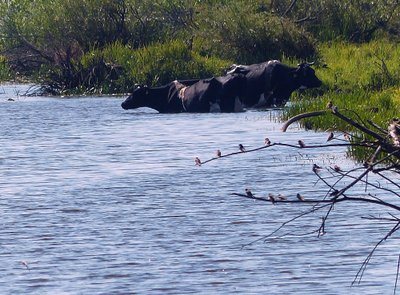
xmin=281 ymin=110 xmax=327 ymax=132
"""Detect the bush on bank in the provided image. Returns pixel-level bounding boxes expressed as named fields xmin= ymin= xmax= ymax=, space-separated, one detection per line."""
xmin=41 ymin=40 xmax=232 ymax=94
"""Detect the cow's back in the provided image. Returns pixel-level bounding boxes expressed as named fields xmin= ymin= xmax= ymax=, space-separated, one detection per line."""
xmin=182 ymin=78 xmax=222 ymax=112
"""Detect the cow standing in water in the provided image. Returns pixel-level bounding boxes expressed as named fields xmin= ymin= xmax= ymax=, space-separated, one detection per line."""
xmin=121 ymin=74 xmax=246 ymax=113
xmin=227 ymin=61 xmax=322 ymax=108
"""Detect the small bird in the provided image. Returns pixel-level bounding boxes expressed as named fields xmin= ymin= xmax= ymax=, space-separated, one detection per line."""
xmin=216 ymin=149 xmax=222 ymax=157
xmin=268 ymin=193 xmax=276 ymax=204
xmin=297 ymin=193 xmax=305 ymax=201
xmin=277 ymin=194 xmax=287 ymax=201
xmin=264 ymin=137 xmax=271 ymax=145
xmin=326 ymin=101 xmax=333 ymax=109
xmin=330 ymin=189 xmax=339 ymax=196
xmin=327 ymin=132 xmax=334 ymax=142
xmin=298 ymin=140 xmax=305 ymax=148
xmin=312 ymin=164 xmax=322 ymax=173
xmin=239 ymin=144 xmax=246 ymax=152
xmin=333 ymin=165 xmax=341 ymax=172
xmin=245 ymin=188 xmax=254 ymax=198
xmin=195 ymin=157 xmax=202 ymax=166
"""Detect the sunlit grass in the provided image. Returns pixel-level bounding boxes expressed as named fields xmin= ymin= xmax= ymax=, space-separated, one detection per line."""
xmin=0 ymin=55 xmax=12 ymax=81
xmin=285 ymin=40 xmax=400 ymax=131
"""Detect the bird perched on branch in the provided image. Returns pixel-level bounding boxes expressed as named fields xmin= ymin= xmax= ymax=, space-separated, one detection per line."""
xmin=264 ymin=137 xmax=271 ymax=145
xmin=195 ymin=157 xmax=202 ymax=166
xmin=277 ymin=194 xmax=287 ymax=201
xmin=268 ymin=193 xmax=276 ymax=204
xmin=216 ymin=149 xmax=222 ymax=157
xmin=239 ymin=144 xmax=246 ymax=152
xmin=297 ymin=193 xmax=305 ymax=201
xmin=312 ymin=164 xmax=322 ymax=173
xmin=326 ymin=101 xmax=333 ymax=109
xmin=245 ymin=188 xmax=254 ymax=198
xmin=333 ymin=165 xmax=341 ymax=172
xmin=327 ymin=132 xmax=334 ymax=142
xmin=298 ymin=140 xmax=306 ymax=148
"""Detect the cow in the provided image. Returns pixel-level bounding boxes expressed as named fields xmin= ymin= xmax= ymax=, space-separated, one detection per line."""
xmin=227 ymin=60 xmax=322 ymax=108
xmin=120 ymin=74 xmax=246 ymax=113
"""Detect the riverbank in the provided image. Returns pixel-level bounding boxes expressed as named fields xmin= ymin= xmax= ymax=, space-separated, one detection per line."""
xmin=2 ymin=40 xmax=399 ymax=130
xmin=283 ymin=40 xmax=400 ymax=131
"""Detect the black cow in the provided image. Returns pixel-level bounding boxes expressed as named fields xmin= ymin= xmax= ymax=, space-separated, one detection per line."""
xmin=121 ymin=75 xmax=246 ymax=113
xmin=227 ymin=60 xmax=322 ymax=108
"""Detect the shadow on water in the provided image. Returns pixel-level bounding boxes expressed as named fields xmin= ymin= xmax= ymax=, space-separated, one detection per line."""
xmin=0 ymin=85 xmax=397 ymax=294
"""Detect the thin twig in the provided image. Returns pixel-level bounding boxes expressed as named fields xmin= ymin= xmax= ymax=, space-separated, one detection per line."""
xmin=352 ymin=221 xmax=400 ymax=285
xmin=394 ymin=254 xmax=400 ymax=295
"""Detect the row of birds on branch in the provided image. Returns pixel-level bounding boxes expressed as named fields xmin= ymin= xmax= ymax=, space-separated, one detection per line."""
xmin=194 ymin=138 xmax=272 ymax=166
xmin=194 ymin=131 xmax=349 ymax=166
xmin=245 ymin=188 xmax=305 ymax=203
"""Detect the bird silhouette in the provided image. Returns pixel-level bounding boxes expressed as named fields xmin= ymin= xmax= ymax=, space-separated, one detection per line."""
xmin=216 ymin=150 xmax=222 ymax=157
xmin=327 ymin=132 xmax=334 ymax=142
xmin=239 ymin=144 xmax=246 ymax=152
xmin=277 ymin=194 xmax=287 ymax=201
xmin=312 ymin=164 xmax=322 ymax=173
xmin=333 ymin=165 xmax=341 ymax=172
xmin=297 ymin=193 xmax=305 ymax=201
xmin=245 ymin=188 xmax=254 ymax=198
xmin=264 ymin=138 xmax=271 ymax=145
xmin=298 ymin=140 xmax=305 ymax=148
xmin=195 ymin=157 xmax=202 ymax=166
xmin=268 ymin=193 xmax=276 ymax=204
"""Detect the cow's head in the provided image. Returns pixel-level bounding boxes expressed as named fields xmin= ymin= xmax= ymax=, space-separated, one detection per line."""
xmin=121 ymin=85 xmax=149 ymax=110
xmin=294 ymin=63 xmax=322 ymax=89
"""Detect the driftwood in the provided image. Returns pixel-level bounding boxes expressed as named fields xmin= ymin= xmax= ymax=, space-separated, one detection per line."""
xmin=195 ymin=103 xmax=400 ymax=291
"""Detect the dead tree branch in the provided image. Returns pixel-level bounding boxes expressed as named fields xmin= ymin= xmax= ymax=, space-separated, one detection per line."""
xmin=194 ymin=103 xmax=400 ymax=289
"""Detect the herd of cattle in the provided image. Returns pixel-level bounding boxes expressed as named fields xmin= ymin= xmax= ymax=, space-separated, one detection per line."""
xmin=120 ymin=60 xmax=322 ymax=113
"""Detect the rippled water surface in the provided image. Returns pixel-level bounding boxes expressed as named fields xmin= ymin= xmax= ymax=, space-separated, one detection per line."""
xmin=0 ymin=84 xmax=398 ymax=294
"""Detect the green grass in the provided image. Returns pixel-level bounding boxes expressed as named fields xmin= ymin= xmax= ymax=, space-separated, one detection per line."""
xmin=283 ymin=40 xmax=400 ymax=162
xmin=72 ymin=40 xmax=232 ymax=94
xmin=0 ymin=55 xmax=12 ymax=81
xmin=285 ymin=40 xmax=400 ymax=131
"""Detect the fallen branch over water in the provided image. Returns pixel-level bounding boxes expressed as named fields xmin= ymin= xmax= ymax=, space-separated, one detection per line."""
xmin=195 ymin=103 xmax=400 ymax=291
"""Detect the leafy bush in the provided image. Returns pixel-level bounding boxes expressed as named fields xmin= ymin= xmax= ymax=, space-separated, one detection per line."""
xmin=195 ymin=2 xmax=316 ymax=63
xmin=44 ymin=40 xmax=232 ymax=94
xmin=125 ymin=40 xmax=231 ymax=87
xmin=271 ymin=0 xmax=400 ymax=42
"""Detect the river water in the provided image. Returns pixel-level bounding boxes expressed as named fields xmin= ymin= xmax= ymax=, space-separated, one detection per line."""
xmin=0 ymin=84 xmax=398 ymax=294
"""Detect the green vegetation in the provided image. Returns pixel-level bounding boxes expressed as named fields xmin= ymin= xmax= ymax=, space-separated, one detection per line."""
xmin=285 ymin=40 xmax=400 ymax=130
xmin=0 ymin=55 xmax=12 ymax=81
xmin=0 ymin=0 xmax=400 ymax=130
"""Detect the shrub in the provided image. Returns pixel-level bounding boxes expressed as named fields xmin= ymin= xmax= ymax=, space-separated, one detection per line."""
xmin=126 ymin=40 xmax=231 ymax=87
xmin=43 ymin=40 xmax=232 ymax=94
xmin=194 ymin=1 xmax=316 ymax=64
xmin=271 ymin=0 xmax=400 ymax=42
